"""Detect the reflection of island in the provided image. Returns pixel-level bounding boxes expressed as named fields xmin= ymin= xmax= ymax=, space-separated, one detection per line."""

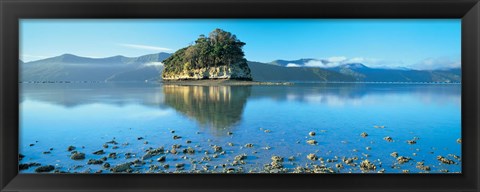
xmin=163 ymin=85 xmax=251 ymax=131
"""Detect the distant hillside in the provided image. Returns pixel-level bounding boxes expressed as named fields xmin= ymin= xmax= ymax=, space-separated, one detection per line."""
xmin=248 ymin=61 xmax=355 ymax=82
xmin=21 ymin=53 xmax=170 ymax=82
xmin=20 ymin=53 xmax=461 ymax=83
xmin=330 ymin=63 xmax=461 ymax=83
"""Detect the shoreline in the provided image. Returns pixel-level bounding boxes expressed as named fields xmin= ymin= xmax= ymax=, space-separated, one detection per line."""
xmin=161 ymin=79 xmax=294 ymax=86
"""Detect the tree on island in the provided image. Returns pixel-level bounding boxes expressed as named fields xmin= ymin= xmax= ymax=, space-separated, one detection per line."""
xmin=162 ymin=28 xmax=251 ymax=80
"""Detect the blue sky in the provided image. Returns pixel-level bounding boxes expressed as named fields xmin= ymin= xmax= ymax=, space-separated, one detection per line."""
xmin=20 ymin=19 xmax=460 ymax=69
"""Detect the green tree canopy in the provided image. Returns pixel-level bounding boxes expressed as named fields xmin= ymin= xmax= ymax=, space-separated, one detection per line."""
xmin=163 ymin=28 xmax=248 ymax=76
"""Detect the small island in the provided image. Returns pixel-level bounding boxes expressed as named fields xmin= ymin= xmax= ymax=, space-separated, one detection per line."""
xmin=162 ymin=29 xmax=252 ymax=81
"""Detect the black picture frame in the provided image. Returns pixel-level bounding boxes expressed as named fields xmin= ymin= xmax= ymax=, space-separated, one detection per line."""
xmin=1 ymin=0 xmax=479 ymax=191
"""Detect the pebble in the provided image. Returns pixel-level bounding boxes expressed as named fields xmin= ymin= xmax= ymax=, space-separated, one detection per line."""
xmin=212 ymin=145 xmax=223 ymax=152
xmin=307 ymin=153 xmax=318 ymax=161
xmin=390 ymin=152 xmax=398 ymax=158
xmin=383 ymin=136 xmax=393 ymax=142
xmin=67 ymin=146 xmax=76 ymax=152
xmin=157 ymin=156 xmax=166 ymax=162
xmin=306 ymin=140 xmax=317 ymax=145
xmin=93 ymin=150 xmax=105 ymax=155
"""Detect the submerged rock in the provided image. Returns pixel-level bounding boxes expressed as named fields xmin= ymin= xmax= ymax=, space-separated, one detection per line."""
xmin=110 ymin=162 xmax=133 ymax=173
xmin=244 ymin=143 xmax=254 ymax=148
xmin=456 ymin=138 xmax=462 ymax=144
xmin=93 ymin=150 xmax=105 ymax=155
xmin=183 ymin=147 xmax=195 ymax=155
xmin=396 ymin=156 xmax=411 ymax=164
xmin=437 ymin=156 xmax=455 ymax=164
xmin=416 ymin=162 xmax=431 ymax=171
xmin=307 ymin=153 xmax=318 ymax=161
xmin=157 ymin=156 xmax=166 ymax=162
xmin=108 ymin=153 xmax=117 ymax=159
xmin=406 ymin=140 xmax=417 ymax=145
xmin=212 ymin=145 xmax=223 ymax=152
xmin=383 ymin=136 xmax=393 ymax=142
xmin=306 ymin=140 xmax=317 ymax=145
xmin=234 ymin=154 xmax=247 ymax=161
xmin=87 ymin=159 xmax=104 ymax=165
xmin=271 ymin=155 xmax=283 ymax=162
xmin=67 ymin=146 xmax=76 ymax=152
xmin=34 ymin=165 xmax=55 ymax=173
xmin=390 ymin=152 xmax=399 ymax=158
xmin=360 ymin=132 xmax=368 ymax=137
xmin=106 ymin=140 xmax=118 ymax=145
xmin=309 ymin=131 xmax=316 ymax=136
xmin=359 ymin=160 xmax=376 ymax=171
xmin=70 ymin=152 xmax=85 ymax=160
xmin=335 ymin=163 xmax=343 ymax=169
xmin=142 ymin=147 xmax=165 ymax=160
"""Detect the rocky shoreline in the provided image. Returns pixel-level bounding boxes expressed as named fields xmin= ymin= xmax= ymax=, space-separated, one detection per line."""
xmin=19 ymin=126 xmax=461 ymax=174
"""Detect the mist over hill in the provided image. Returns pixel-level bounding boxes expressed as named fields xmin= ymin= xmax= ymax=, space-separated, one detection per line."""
xmin=20 ymin=53 xmax=461 ymax=83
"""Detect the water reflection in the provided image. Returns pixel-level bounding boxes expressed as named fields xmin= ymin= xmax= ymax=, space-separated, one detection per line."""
xmin=20 ymin=83 xmax=460 ymax=132
xmin=163 ymin=85 xmax=251 ymax=130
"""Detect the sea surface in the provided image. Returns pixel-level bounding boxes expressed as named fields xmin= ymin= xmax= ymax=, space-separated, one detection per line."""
xmin=19 ymin=82 xmax=462 ymax=173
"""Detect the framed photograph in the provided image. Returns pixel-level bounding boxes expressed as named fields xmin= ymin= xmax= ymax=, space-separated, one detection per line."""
xmin=1 ymin=0 xmax=479 ymax=191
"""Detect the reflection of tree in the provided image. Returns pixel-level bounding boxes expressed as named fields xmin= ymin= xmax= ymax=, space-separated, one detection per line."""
xmin=163 ymin=85 xmax=251 ymax=132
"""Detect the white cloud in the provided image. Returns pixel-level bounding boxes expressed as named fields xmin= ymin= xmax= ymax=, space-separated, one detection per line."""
xmin=144 ymin=62 xmax=164 ymax=67
xmin=286 ymin=63 xmax=302 ymax=67
xmin=326 ymin=56 xmax=347 ymax=63
xmin=304 ymin=60 xmax=326 ymax=67
xmin=119 ymin=43 xmax=172 ymax=52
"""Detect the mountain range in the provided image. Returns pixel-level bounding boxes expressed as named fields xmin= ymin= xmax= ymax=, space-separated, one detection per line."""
xmin=20 ymin=53 xmax=461 ymax=83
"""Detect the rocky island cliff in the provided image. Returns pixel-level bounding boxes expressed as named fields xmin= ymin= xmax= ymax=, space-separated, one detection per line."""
xmin=162 ymin=29 xmax=252 ymax=81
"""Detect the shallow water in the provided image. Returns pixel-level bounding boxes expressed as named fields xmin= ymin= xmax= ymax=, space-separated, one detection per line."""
xmin=19 ymin=82 xmax=461 ymax=173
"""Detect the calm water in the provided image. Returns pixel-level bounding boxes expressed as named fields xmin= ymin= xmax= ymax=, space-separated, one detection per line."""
xmin=19 ymin=83 xmax=461 ymax=173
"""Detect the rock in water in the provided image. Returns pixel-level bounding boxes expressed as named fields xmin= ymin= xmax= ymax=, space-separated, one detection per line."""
xmin=70 ymin=152 xmax=85 ymax=160
xmin=110 ymin=162 xmax=133 ymax=173
xmin=359 ymin=160 xmax=376 ymax=171
xmin=35 ymin=165 xmax=55 ymax=173
xmin=162 ymin=29 xmax=252 ymax=81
